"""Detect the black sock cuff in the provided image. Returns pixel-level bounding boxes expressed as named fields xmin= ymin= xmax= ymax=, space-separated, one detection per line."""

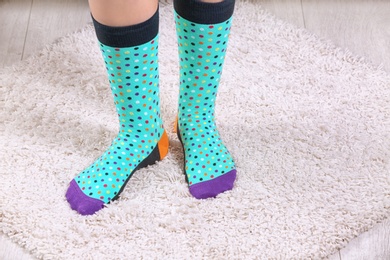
xmin=174 ymin=0 xmax=235 ymax=24
xmin=92 ymin=8 xmax=159 ymax=48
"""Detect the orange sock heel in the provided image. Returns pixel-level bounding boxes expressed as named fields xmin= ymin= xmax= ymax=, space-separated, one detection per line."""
xmin=158 ymin=130 xmax=169 ymax=160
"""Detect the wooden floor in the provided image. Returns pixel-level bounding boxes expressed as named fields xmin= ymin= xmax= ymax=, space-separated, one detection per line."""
xmin=1 ymin=0 xmax=389 ymax=259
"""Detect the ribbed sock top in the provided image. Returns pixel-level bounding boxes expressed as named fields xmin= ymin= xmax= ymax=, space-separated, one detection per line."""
xmin=91 ymin=8 xmax=159 ymax=48
xmin=174 ymin=0 xmax=235 ymax=24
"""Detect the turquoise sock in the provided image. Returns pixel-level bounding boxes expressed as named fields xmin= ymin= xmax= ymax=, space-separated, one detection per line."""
xmin=174 ymin=0 xmax=237 ymax=199
xmin=66 ymin=10 xmax=169 ymax=215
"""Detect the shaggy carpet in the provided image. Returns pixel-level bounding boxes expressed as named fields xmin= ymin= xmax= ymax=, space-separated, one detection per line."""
xmin=1 ymin=1 xmax=389 ymax=259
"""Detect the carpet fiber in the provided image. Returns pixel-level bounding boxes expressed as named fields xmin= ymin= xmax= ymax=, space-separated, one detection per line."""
xmin=1 ymin=1 xmax=390 ymax=259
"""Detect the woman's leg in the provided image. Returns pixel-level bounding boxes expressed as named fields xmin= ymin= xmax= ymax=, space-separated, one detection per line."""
xmin=66 ymin=0 xmax=168 ymax=215
xmin=199 ymin=0 xmax=224 ymax=2
xmin=89 ymin=0 xmax=158 ymax=26
xmin=174 ymin=0 xmax=237 ymax=199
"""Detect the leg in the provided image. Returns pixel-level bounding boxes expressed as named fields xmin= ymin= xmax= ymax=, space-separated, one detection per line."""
xmin=89 ymin=0 xmax=158 ymax=26
xmin=199 ymin=0 xmax=224 ymax=2
xmin=66 ymin=0 xmax=168 ymax=215
xmin=174 ymin=0 xmax=237 ymax=199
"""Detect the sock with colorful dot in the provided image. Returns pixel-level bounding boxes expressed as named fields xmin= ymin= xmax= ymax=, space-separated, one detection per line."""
xmin=173 ymin=0 xmax=237 ymax=199
xmin=66 ymin=9 xmax=169 ymax=215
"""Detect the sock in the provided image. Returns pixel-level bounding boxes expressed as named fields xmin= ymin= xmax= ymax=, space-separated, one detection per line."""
xmin=174 ymin=0 xmax=236 ymax=199
xmin=66 ymin=9 xmax=169 ymax=215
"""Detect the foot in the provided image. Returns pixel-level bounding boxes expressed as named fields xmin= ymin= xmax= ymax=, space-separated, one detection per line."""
xmin=177 ymin=118 xmax=236 ymax=199
xmin=66 ymin=130 xmax=169 ymax=215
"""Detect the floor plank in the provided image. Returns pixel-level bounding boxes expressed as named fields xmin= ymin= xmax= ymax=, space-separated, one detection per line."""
xmin=339 ymin=219 xmax=390 ymax=260
xmin=22 ymin=0 xmax=90 ymax=60
xmin=302 ymin=0 xmax=390 ymax=72
xmin=0 ymin=234 xmax=35 ymax=260
xmin=258 ymin=0 xmax=305 ymax=28
xmin=0 ymin=0 xmax=32 ymax=68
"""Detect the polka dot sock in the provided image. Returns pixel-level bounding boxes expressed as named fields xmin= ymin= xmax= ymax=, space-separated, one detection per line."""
xmin=66 ymin=9 xmax=169 ymax=215
xmin=174 ymin=0 xmax=236 ymax=199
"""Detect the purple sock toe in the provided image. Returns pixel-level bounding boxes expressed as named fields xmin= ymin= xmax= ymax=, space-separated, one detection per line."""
xmin=189 ymin=169 xmax=236 ymax=199
xmin=65 ymin=179 xmax=104 ymax=215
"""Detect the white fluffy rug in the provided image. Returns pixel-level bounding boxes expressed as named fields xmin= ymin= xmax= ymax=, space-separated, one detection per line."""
xmin=1 ymin=1 xmax=390 ymax=259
